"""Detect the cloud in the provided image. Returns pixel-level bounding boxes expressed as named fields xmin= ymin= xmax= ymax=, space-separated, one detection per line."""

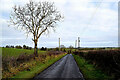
xmin=0 ymin=0 xmax=118 ymax=47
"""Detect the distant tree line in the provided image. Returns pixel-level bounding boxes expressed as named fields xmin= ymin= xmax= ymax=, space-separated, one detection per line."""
xmin=4 ymin=45 xmax=49 ymax=51
xmin=5 ymin=45 xmax=32 ymax=50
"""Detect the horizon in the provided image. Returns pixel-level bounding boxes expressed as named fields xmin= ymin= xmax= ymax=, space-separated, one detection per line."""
xmin=0 ymin=45 xmax=119 ymax=48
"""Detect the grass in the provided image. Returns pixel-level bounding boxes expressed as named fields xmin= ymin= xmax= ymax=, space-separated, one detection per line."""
xmin=2 ymin=48 xmax=46 ymax=57
xmin=11 ymin=53 xmax=67 ymax=79
xmin=2 ymin=47 xmax=67 ymax=79
xmin=72 ymin=54 xmax=112 ymax=80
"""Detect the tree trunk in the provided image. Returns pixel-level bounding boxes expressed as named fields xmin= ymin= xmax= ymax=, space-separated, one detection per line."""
xmin=34 ymin=41 xmax=38 ymax=57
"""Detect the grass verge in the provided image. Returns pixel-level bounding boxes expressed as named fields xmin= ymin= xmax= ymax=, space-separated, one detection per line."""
xmin=72 ymin=54 xmax=112 ymax=80
xmin=11 ymin=53 xmax=67 ymax=79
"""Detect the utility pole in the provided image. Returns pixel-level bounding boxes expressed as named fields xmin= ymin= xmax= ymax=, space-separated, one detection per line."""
xmin=59 ymin=38 xmax=60 ymax=51
xmin=78 ymin=37 xmax=80 ymax=49
xmin=75 ymin=40 xmax=77 ymax=48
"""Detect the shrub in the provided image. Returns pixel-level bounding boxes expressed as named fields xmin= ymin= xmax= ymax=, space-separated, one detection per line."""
xmin=73 ymin=50 xmax=120 ymax=79
xmin=54 ymin=47 xmax=59 ymax=51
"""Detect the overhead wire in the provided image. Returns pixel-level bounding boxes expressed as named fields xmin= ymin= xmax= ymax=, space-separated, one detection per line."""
xmin=80 ymin=0 xmax=103 ymax=36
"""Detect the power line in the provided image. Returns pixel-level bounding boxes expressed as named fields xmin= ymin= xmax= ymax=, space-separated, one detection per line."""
xmin=80 ymin=0 xmax=103 ymax=36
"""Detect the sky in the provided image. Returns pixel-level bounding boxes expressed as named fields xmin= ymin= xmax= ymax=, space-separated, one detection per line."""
xmin=0 ymin=0 xmax=119 ymax=48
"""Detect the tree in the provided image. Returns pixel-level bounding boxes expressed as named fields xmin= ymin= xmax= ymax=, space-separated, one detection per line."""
xmin=9 ymin=1 xmax=63 ymax=56
xmin=60 ymin=45 xmax=66 ymax=48
xmin=6 ymin=45 xmax=10 ymax=48
xmin=40 ymin=47 xmax=45 ymax=50
xmin=10 ymin=45 xmax=14 ymax=48
xmin=40 ymin=47 xmax=47 ymax=51
xmin=15 ymin=45 xmax=22 ymax=49
xmin=23 ymin=45 xmax=27 ymax=49
xmin=69 ymin=45 xmax=74 ymax=49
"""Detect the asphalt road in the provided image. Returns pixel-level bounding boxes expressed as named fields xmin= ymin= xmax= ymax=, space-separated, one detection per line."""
xmin=34 ymin=54 xmax=84 ymax=79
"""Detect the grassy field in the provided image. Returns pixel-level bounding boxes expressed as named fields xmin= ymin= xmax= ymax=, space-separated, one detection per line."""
xmin=2 ymin=48 xmax=46 ymax=57
xmin=72 ymin=54 xmax=111 ymax=80
xmin=2 ymin=47 xmax=67 ymax=78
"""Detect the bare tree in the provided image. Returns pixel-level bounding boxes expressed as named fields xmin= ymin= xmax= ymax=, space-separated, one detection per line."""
xmin=9 ymin=1 xmax=63 ymax=56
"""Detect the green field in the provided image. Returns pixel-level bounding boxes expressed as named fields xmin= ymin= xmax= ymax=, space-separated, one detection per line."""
xmin=2 ymin=47 xmax=66 ymax=78
xmin=2 ymin=48 xmax=46 ymax=57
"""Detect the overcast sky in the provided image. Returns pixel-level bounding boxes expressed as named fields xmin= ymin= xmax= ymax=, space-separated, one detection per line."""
xmin=0 ymin=0 xmax=119 ymax=48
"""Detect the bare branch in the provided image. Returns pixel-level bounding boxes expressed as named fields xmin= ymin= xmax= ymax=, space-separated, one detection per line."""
xmin=9 ymin=1 xmax=64 ymax=56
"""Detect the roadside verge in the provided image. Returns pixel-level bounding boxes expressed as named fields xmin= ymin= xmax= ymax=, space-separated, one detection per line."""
xmin=10 ymin=53 xmax=67 ymax=79
xmin=72 ymin=54 xmax=111 ymax=80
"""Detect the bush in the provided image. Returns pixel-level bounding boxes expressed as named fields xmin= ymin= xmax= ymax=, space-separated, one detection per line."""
xmin=73 ymin=50 xmax=120 ymax=79
xmin=54 ymin=47 xmax=59 ymax=51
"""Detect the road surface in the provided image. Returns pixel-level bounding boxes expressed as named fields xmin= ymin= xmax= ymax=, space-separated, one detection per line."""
xmin=34 ymin=54 xmax=84 ymax=79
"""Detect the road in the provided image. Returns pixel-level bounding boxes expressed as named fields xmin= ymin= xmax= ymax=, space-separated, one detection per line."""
xmin=34 ymin=54 xmax=84 ymax=79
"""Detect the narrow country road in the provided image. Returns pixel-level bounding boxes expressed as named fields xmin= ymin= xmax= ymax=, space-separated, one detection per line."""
xmin=34 ymin=54 xmax=84 ymax=79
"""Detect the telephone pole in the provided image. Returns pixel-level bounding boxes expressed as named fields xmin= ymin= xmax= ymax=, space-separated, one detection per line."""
xmin=78 ymin=37 xmax=80 ymax=49
xmin=59 ymin=38 xmax=60 ymax=51
xmin=75 ymin=40 xmax=77 ymax=48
